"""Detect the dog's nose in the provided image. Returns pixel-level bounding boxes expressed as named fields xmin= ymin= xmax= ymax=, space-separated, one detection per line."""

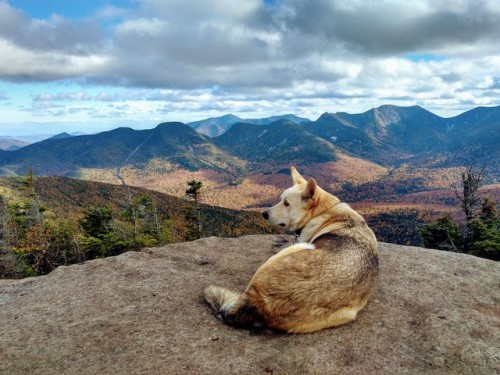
xmin=262 ymin=211 xmax=269 ymax=220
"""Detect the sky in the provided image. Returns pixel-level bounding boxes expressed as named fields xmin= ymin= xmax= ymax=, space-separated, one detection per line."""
xmin=0 ymin=0 xmax=499 ymax=136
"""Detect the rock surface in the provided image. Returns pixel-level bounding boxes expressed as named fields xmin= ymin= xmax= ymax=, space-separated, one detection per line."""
xmin=0 ymin=235 xmax=499 ymax=374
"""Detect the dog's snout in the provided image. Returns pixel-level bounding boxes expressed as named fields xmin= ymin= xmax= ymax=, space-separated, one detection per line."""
xmin=262 ymin=211 xmax=269 ymax=220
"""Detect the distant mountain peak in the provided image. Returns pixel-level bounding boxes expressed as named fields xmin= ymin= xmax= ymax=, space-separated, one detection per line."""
xmin=318 ymin=112 xmax=338 ymax=120
xmin=49 ymin=132 xmax=73 ymax=140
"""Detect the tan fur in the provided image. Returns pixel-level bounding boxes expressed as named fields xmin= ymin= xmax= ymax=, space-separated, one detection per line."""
xmin=204 ymin=167 xmax=379 ymax=333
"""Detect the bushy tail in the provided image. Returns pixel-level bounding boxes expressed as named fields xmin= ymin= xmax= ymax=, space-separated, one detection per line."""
xmin=204 ymin=285 xmax=240 ymax=316
xmin=204 ymin=285 xmax=263 ymax=328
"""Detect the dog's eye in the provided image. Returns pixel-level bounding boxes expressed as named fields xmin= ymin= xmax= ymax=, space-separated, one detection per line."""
xmin=284 ymin=200 xmax=289 ymax=207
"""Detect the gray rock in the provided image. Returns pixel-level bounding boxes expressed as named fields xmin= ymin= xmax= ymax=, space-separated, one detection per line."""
xmin=0 ymin=235 xmax=499 ymax=374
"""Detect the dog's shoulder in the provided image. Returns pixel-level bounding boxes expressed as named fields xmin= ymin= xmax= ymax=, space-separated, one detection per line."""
xmin=312 ymin=230 xmax=376 ymax=254
xmin=312 ymin=232 xmax=379 ymax=274
xmin=312 ymin=233 xmax=348 ymax=250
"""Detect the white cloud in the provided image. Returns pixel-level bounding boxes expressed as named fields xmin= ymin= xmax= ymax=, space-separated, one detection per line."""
xmin=0 ymin=39 xmax=110 ymax=82
xmin=115 ymin=18 xmax=166 ymax=36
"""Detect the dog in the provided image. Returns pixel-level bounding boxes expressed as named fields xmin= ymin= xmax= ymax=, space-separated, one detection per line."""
xmin=204 ymin=167 xmax=379 ymax=333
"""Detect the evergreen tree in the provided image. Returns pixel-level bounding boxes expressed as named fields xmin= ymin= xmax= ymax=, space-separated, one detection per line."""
xmin=186 ymin=180 xmax=203 ymax=203
xmin=80 ymin=206 xmax=113 ymax=240
xmin=78 ymin=205 xmax=113 ymax=258
xmin=184 ymin=208 xmax=202 ymax=241
xmin=0 ymin=194 xmax=19 ymax=278
xmin=419 ymin=213 xmax=461 ymax=252
xmin=24 ymin=167 xmax=36 ymax=197
xmin=120 ymin=193 xmax=172 ymax=247
xmin=468 ymin=198 xmax=500 ymax=260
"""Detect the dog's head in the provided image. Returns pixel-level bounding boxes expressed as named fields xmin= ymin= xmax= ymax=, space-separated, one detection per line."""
xmin=263 ymin=167 xmax=325 ymax=232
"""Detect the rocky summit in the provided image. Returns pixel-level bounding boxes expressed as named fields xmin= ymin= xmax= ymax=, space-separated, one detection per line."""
xmin=0 ymin=235 xmax=498 ymax=374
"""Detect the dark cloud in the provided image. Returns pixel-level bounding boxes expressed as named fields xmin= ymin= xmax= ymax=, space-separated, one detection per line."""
xmin=438 ymin=71 xmax=463 ymax=84
xmin=271 ymin=0 xmax=500 ymax=56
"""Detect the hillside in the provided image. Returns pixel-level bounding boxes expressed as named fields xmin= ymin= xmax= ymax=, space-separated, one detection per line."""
xmin=214 ymin=119 xmax=338 ymax=166
xmin=0 ymin=123 xmax=246 ymax=176
xmin=0 ymin=176 xmax=278 ymax=278
xmin=0 ymin=235 xmax=498 ymax=374
xmin=439 ymin=106 xmax=500 ymax=170
xmin=305 ymin=104 xmax=500 ymax=166
xmin=0 ymin=127 xmax=147 ymax=175
xmin=304 ymin=105 xmax=447 ymax=164
xmin=3 ymin=176 xmax=275 ymax=240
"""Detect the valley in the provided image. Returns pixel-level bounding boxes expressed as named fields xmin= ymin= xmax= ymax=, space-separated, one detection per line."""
xmin=0 ymin=104 xmax=499 ymax=250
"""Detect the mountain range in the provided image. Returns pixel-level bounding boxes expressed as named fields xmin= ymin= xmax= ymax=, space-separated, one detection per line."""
xmin=0 ymin=104 xmax=498 ymax=213
xmin=305 ymin=105 xmax=499 ymax=166
xmin=1 ymin=104 xmax=498 ymax=172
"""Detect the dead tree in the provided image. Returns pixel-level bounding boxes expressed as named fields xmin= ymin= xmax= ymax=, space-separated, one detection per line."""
xmin=455 ymin=163 xmax=485 ymax=251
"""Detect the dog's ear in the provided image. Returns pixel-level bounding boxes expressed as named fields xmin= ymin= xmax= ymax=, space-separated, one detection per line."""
xmin=302 ymin=178 xmax=317 ymax=200
xmin=291 ymin=166 xmax=306 ymax=185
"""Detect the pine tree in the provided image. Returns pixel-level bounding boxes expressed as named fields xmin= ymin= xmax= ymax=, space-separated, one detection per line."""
xmin=24 ymin=167 xmax=35 ymax=197
xmin=468 ymin=198 xmax=500 ymax=260
xmin=186 ymin=180 xmax=203 ymax=203
xmin=419 ymin=213 xmax=461 ymax=252
xmin=80 ymin=206 xmax=113 ymax=240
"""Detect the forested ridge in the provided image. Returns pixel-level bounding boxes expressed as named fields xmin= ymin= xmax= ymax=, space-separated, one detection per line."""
xmin=0 ymin=175 xmax=276 ymax=278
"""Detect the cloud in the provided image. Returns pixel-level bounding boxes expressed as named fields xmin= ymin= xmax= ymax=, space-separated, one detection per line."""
xmin=34 ymin=92 xmax=94 ymax=101
xmin=1 ymin=0 xmax=499 ymax=86
xmin=0 ymin=2 xmax=105 ymax=55
xmin=0 ymin=0 xmax=498 ymax=123
xmin=0 ymin=38 xmax=109 ymax=82
xmin=272 ymin=0 xmax=500 ymax=56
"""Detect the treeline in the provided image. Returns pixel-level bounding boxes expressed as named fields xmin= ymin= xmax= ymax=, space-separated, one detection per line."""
xmin=367 ymin=210 xmax=425 ymax=246
xmin=419 ymin=200 xmax=499 ymax=260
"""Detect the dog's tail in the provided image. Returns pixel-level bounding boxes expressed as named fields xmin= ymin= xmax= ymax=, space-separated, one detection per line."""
xmin=204 ymin=285 xmax=264 ymax=328
xmin=204 ymin=285 xmax=240 ymax=314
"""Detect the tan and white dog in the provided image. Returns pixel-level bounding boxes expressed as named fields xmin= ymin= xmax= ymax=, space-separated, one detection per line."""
xmin=204 ymin=167 xmax=379 ymax=333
